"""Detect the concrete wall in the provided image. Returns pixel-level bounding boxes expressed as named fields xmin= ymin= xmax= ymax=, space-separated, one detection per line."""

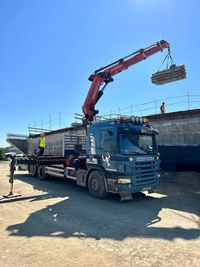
xmin=151 ymin=117 xmax=200 ymax=146
xmin=146 ymin=109 xmax=200 ymax=171
xmin=147 ymin=109 xmax=200 ymax=146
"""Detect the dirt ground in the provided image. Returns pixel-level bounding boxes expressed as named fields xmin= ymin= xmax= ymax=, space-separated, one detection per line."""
xmin=0 ymin=161 xmax=199 ymax=267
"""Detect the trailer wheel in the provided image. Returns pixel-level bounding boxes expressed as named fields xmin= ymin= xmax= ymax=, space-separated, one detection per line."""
xmin=29 ymin=165 xmax=37 ymax=177
xmin=88 ymin=171 xmax=108 ymax=199
xmin=37 ymin=165 xmax=48 ymax=180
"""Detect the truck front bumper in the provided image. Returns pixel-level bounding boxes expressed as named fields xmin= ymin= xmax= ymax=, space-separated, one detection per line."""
xmin=107 ymin=175 xmax=160 ymax=194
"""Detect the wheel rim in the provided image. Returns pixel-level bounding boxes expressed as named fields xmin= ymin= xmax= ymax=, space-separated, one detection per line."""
xmin=91 ymin=177 xmax=99 ymax=192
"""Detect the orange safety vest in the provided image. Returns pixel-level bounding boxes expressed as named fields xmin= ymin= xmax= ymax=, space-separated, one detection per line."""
xmin=160 ymin=105 xmax=165 ymax=113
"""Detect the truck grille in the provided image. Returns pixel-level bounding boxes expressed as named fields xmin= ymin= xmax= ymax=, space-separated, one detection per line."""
xmin=134 ymin=161 xmax=157 ymax=186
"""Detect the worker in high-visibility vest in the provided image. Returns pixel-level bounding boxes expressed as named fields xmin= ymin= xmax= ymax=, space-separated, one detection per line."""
xmin=160 ymin=102 xmax=165 ymax=113
xmin=39 ymin=133 xmax=46 ymax=155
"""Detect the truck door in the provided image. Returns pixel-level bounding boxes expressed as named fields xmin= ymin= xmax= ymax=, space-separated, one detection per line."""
xmin=101 ymin=130 xmax=117 ymax=171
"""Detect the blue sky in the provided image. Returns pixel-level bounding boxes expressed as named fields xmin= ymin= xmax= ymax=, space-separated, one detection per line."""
xmin=1 ymin=0 xmax=199 ymax=147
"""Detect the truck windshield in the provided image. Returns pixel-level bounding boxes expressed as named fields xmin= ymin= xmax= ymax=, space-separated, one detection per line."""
xmin=120 ymin=133 xmax=156 ymax=155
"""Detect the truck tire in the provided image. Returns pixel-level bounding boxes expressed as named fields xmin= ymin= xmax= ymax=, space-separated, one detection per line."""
xmin=88 ymin=170 xmax=108 ymax=199
xmin=37 ymin=165 xmax=48 ymax=180
xmin=29 ymin=165 xmax=37 ymax=177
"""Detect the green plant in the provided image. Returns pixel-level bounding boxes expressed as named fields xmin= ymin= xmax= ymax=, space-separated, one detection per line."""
xmin=0 ymin=147 xmax=5 ymax=160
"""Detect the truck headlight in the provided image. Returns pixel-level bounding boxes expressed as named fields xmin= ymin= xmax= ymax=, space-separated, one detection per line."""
xmin=117 ymin=178 xmax=132 ymax=184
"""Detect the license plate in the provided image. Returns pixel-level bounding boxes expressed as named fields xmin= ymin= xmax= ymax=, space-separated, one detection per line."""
xmin=142 ymin=187 xmax=151 ymax=191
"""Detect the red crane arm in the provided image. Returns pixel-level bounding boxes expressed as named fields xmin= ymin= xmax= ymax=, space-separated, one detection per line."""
xmin=82 ymin=40 xmax=170 ymax=122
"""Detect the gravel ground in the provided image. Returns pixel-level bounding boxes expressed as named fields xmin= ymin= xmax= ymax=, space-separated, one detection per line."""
xmin=0 ymin=161 xmax=200 ymax=267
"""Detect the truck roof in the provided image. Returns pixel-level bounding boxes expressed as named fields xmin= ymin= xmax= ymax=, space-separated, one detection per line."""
xmin=90 ymin=119 xmax=151 ymax=131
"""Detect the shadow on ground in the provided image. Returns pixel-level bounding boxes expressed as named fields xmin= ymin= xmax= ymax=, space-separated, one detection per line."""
xmin=2 ymin=173 xmax=200 ymax=241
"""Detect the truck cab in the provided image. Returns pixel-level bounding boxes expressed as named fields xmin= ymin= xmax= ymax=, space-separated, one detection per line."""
xmin=86 ymin=116 xmax=160 ymax=198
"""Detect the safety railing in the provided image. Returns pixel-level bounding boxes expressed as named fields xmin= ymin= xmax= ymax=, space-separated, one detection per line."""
xmin=99 ymin=93 xmax=200 ymax=118
xmin=28 ymin=93 xmax=200 ymax=132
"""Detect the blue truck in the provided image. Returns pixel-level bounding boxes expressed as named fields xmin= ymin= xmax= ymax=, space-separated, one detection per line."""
xmin=7 ymin=40 xmax=173 ymax=200
xmin=85 ymin=117 xmax=160 ymax=199
xmin=8 ymin=116 xmax=160 ymax=200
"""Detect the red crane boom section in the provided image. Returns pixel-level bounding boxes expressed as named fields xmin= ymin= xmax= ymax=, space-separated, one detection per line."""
xmin=82 ymin=40 xmax=170 ymax=122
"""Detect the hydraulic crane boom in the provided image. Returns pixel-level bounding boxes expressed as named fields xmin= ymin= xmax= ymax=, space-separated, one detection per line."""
xmin=82 ymin=40 xmax=170 ymax=122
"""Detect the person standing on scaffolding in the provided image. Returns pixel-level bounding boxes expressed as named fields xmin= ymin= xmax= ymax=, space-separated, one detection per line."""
xmin=160 ymin=102 xmax=166 ymax=113
xmin=38 ymin=133 xmax=46 ymax=156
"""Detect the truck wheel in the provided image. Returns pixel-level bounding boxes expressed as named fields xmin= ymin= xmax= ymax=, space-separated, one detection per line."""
xmin=29 ymin=165 xmax=37 ymax=177
xmin=88 ymin=171 xmax=108 ymax=199
xmin=37 ymin=165 xmax=48 ymax=180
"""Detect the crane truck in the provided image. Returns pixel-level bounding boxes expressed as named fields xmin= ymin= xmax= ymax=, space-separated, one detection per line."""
xmin=8 ymin=40 xmax=170 ymax=200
